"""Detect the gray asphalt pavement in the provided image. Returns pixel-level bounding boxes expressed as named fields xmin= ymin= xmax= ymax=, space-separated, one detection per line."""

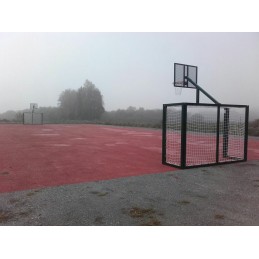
xmin=1 ymin=160 xmax=259 ymax=226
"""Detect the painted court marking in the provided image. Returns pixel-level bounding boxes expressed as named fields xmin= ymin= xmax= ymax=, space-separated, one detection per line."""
xmin=33 ymin=133 xmax=60 ymax=136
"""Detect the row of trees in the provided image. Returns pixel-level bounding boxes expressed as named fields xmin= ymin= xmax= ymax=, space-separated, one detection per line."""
xmin=0 ymin=79 xmax=162 ymax=128
xmin=1 ymin=78 xmax=257 ymax=134
xmin=58 ymin=80 xmax=105 ymax=120
xmin=249 ymin=119 xmax=259 ymax=136
xmin=0 ymin=78 xmax=164 ymax=128
xmin=0 ymin=106 xmax=163 ymax=129
xmin=101 ymin=107 xmax=162 ymax=128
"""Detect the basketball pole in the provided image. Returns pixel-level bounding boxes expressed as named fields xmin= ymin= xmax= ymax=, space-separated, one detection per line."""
xmin=32 ymin=105 xmax=35 ymax=124
xmin=32 ymin=107 xmax=34 ymax=124
xmin=196 ymin=89 xmax=200 ymax=104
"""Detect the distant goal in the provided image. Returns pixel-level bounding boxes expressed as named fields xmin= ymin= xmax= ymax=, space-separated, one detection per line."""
xmin=23 ymin=112 xmax=43 ymax=125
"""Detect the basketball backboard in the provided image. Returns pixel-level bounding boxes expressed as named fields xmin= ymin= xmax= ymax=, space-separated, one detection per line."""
xmin=174 ymin=63 xmax=198 ymax=88
xmin=30 ymin=103 xmax=38 ymax=110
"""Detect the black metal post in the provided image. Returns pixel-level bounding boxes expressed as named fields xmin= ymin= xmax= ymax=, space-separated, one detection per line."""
xmin=223 ymin=108 xmax=230 ymax=158
xmin=216 ymin=105 xmax=220 ymax=163
xmin=181 ymin=104 xmax=187 ymax=168
xmin=162 ymin=105 xmax=167 ymax=164
xmin=244 ymin=106 xmax=249 ymax=161
xmin=196 ymin=89 xmax=200 ymax=104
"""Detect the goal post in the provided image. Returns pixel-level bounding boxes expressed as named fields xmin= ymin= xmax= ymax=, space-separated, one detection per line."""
xmin=162 ymin=103 xmax=249 ymax=169
xmin=23 ymin=112 xmax=43 ymax=125
xmin=23 ymin=103 xmax=43 ymax=125
xmin=223 ymin=108 xmax=230 ymax=158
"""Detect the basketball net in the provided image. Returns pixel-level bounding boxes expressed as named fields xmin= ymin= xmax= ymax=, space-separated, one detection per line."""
xmin=174 ymin=87 xmax=182 ymax=96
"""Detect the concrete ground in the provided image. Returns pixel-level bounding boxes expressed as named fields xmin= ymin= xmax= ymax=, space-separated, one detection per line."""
xmin=1 ymin=160 xmax=259 ymax=226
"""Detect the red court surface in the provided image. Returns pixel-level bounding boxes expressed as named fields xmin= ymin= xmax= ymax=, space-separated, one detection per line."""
xmin=1 ymin=124 xmax=259 ymax=193
xmin=0 ymin=124 xmax=170 ymax=193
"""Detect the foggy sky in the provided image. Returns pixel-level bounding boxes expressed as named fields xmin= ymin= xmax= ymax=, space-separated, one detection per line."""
xmin=0 ymin=32 xmax=259 ymax=113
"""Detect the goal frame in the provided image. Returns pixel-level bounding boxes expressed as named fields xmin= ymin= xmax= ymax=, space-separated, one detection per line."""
xmin=162 ymin=102 xmax=249 ymax=169
xmin=23 ymin=112 xmax=44 ymax=125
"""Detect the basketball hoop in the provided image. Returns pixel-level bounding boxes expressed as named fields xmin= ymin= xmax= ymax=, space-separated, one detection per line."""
xmin=30 ymin=103 xmax=38 ymax=110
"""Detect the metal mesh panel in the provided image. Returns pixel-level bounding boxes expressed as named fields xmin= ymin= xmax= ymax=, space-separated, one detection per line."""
xmin=174 ymin=64 xmax=185 ymax=87
xmin=162 ymin=103 xmax=248 ymax=169
xmin=186 ymin=106 xmax=217 ymax=166
xmin=23 ymin=112 xmax=33 ymax=124
xmin=187 ymin=66 xmax=197 ymax=88
xmin=174 ymin=63 xmax=198 ymax=88
xmin=165 ymin=106 xmax=182 ymax=166
xmin=219 ymin=107 xmax=246 ymax=162
xmin=23 ymin=112 xmax=43 ymax=125
xmin=33 ymin=113 xmax=43 ymax=124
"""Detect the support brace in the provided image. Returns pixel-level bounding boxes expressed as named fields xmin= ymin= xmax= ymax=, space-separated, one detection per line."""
xmin=186 ymin=77 xmax=220 ymax=104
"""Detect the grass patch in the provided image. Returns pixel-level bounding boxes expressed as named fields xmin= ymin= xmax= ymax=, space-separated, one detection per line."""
xmin=129 ymin=207 xmax=162 ymax=226
xmin=195 ymin=195 xmax=207 ymax=199
xmin=177 ymin=200 xmax=191 ymax=205
xmin=129 ymin=207 xmax=155 ymax=218
xmin=97 ymin=192 xmax=109 ymax=197
xmin=26 ymin=192 xmax=35 ymax=197
xmin=19 ymin=211 xmax=32 ymax=217
xmin=90 ymin=191 xmax=109 ymax=197
xmin=9 ymin=198 xmax=20 ymax=204
xmin=0 ymin=210 xmax=14 ymax=223
xmin=141 ymin=218 xmax=161 ymax=226
xmin=26 ymin=189 xmax=41 ymax=197
xmin=214 ymin=214 xmax=225 ymax=220
xmin=94 ymin=216 xmax=104 ymax=224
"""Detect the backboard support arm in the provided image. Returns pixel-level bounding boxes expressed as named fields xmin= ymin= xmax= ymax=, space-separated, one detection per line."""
xmin=186 ymin=77 xmax=220 ymax=104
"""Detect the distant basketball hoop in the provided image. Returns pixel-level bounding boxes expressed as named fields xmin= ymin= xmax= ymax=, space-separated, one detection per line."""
xmin=30 ymin=103 xmax=38 ymax=112
xmin=23 ymin=103 xmax=43 ymax=125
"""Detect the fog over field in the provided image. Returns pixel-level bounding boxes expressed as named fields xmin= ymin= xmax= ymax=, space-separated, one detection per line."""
xmin=0 ymin=32 xmax=259 ymax=115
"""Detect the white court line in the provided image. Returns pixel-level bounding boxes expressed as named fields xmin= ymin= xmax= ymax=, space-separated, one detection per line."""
xmin=33 ymin=134 xmax=60 ymax=136
xmin=51 ymin=144 xmax=70 ymax=147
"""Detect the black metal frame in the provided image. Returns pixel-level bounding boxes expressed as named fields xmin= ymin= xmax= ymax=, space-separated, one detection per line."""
xmin=162 ymin=103 xmax=249 ymax=169
xmin=23 ymin=112 xmax=44 ymax=125
xmin=166 ymin=62 xmax=249 ymax=169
